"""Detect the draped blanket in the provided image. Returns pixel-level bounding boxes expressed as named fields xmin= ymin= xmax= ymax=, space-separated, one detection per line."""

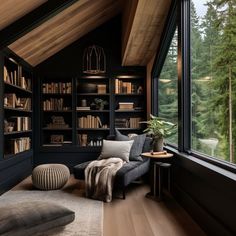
xmin=85 ymin=158 xmax=125 ymax=202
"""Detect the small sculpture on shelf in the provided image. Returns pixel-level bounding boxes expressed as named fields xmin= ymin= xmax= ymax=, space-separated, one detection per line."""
xmin=4 ymin=120 xmax=14 ymax=133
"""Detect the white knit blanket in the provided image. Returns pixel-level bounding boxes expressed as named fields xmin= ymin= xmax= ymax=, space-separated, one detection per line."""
xmin=85 ymin=158 xmax=125 ymax=202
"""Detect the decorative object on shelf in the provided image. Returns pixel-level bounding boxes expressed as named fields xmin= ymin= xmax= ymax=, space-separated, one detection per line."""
xmin=141 ymin=114 xmax=176 ymax=152
xmin=94 ymin=98 xmax=108 ymax=110
xmin=81 ymin=99 xmax=87 ymax=107
xmin=83 ymin=45 xmax=106 ymax=74
xmin=78 ymin=83 xmax=97 ymax=93
xmin=137 ymin=86 xmax=143 ymax=94
xmin=50 ymin=135 xmax=64 ymax=144
xmin=4 ymin=120 xmax=14 ymax=133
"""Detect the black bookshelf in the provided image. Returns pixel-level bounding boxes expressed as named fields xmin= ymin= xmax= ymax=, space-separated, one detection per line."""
xmin=40 ymin=77 xmax=73 ymax=147
xmin=39 ymin=73 xmax=146 ymax=150
xmin=3 ymin=53 xmax=33 ymax=158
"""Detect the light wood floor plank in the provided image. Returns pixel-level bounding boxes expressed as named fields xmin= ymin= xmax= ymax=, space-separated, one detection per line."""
xmin=12 ymin=176 xmax=206 ymax=236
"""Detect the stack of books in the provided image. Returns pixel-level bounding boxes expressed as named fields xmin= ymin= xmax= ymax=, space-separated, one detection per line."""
xmin=43 ymin=98 xmax=70 ymax=111
xmin=118 ymin=102 xmax=134 ymax=110
xmin=46 ymin=116 xmax=69 ymax=129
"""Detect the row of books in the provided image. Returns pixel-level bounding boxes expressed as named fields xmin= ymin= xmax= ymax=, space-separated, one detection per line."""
xmin=115 ymin=118 xmax=141 ymax=129
xmin=10 ymin=117 xmax=31 ymax=132
xmin=4 ymin=93 xmax=31 ymax=110
xmin=42 ymin=82 xmax=72 ymax=94
xmin=4 ymin=66 xmax=32 ymax=91
xmin=115 ymin=79 xmax=139 ymax=94
xmin=8 ymin=137 xmax=31 ymax=155
xmin=78 ymin=115 xmax=108 ymax=128
xmin=43 ymin=98 xmax=71 ymax=111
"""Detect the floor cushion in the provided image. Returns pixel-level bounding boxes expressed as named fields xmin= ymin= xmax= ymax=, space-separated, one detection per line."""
xmin=32 ymin=164 xmax=70 ymax=190
xmin=0 ymin=201 xmax=75 ymax=236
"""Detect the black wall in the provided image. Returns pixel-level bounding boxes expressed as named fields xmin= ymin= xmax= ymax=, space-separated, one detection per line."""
xmin=34 ymin=16 xmax=145 ymax=168
xmin=170 ymin=150 xmax=236 ymax=236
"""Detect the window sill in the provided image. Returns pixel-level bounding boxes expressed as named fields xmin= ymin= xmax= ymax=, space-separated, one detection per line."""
xmin=165 ymin=145 xmax=236 ymax=183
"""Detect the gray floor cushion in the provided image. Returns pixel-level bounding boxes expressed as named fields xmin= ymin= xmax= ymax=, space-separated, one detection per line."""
xmin=0 ymin=201 xmax=75 ymax=236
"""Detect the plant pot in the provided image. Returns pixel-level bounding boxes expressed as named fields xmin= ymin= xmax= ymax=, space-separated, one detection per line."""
xmin=153 ymin=138 xmax=164 ymax=152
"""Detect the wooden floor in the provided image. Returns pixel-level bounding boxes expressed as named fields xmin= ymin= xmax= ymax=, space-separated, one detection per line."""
xmin=12 ymin=176 xmax=206 ymax=236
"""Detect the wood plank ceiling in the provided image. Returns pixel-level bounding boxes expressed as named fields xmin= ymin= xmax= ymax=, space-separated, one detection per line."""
xmin=7 ymin=0 xmax=171 ymax=67
xmin=122 ymin=0 xmax=172 ymax=66
xmin=9 ymin=0 xmax=123 ymax=66
xmin=0 ymin=0 xmax=47 ymax=31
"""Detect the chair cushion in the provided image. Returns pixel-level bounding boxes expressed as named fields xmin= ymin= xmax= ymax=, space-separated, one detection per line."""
xmin=0 ymin=201 xmax=75 ymax=236
xmin=115 ymin=129 xmax=146 ymax=161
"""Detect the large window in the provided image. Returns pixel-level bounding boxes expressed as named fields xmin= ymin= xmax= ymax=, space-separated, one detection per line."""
xmin=191 ymin=0 xmax=236 ymax=163
xmin=158 ymin=30 xmax=178 ymax=144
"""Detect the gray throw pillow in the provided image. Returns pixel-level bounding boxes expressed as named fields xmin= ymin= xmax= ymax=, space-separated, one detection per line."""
xmin=0 ymin=201 xmax=75 ymax=236
xmin=115 ymin=129 xmax=146 ymax=161
xmin=98 ymin=139 xmax=134 ymax=162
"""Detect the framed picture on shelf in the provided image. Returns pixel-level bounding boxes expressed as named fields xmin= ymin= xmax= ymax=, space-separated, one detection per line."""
xmin=50 ymin=135 xmax=64 ymax=144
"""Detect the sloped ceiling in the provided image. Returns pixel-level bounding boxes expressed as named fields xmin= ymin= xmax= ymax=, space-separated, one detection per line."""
xmin=122 ymin=0 xmax=172 ymax=66
xmin=0 ymin=0 xmax=46 ymax=31
xmin=9 ymin=0 xmax=123 ymax=66
xmin=7 ymin=0 xmax=171 ymax=67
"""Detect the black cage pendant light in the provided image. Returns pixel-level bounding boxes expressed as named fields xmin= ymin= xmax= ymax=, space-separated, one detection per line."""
xmin=83 ymin=45 xmax=106 ymax=74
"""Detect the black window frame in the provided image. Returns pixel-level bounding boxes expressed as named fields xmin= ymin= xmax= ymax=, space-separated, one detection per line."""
xmin=152 ymin=0 xmax=236 ymax=174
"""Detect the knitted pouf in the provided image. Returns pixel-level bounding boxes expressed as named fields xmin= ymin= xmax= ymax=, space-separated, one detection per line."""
xmin=32 ymin=164 xmax=70 ymax=190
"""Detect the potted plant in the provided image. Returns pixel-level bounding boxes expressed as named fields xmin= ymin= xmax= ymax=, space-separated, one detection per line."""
xmin=94 ymin=98 xmax=108 ymax=110
xmin=142 ymin=114 xmax=176 ymax=151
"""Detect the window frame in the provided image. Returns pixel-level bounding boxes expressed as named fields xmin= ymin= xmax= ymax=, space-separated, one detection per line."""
xmin=151 ymin=0 xmax=236 ymax=173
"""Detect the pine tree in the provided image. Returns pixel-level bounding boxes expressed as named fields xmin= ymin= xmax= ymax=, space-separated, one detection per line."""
xmin=210 ymin=0 xmax=236 ymax=162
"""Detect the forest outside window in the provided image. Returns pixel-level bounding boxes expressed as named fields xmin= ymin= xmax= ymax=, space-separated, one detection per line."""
xmin=158 ymin=29 xmax=178 ymax=145
xmin=191 ymin=0 xmax=236 ymax=164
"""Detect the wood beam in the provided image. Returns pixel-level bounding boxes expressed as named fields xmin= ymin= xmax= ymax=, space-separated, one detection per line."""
xmin=0 ymin=0 xmax=79 ymax=50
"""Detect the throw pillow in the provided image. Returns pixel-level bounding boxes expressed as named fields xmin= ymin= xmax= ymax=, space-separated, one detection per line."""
xmin=0 ymin=201 xmax=75 ymax=236
xmin=98 ymin=139 xmax=134 ymax=162
xmin=115 ymin=129 xmax=146 ymax=161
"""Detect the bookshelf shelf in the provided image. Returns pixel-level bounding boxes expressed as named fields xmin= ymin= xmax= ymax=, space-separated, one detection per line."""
xmin=4 ymin=130 xmax=32 ymax=135
xmin=77 ymin=128 xmax=110 ymax=131
xmin=42 ymin=93 xmax=72 ymax=96
xmin=4 ymin=107 xmax=32 ymax=113
xmin=76 ymin=110 xmax=109 ymax=113
xmin=77 ymin=93 xmax=110 ymax=96
xmin=42 ymin=128 xmax=72 ymax=131
xmin=4 ymin=149 xmax=33 ymax=159
xmin=4 ymin=82 xmax=32 ymax=94
xmin=43 ymin=110 xmax=72 ymax=113
xmin=115 ymin=110 xmax=144 ymax=113
xmin=115 ymin=93 xmax=144 ymax=96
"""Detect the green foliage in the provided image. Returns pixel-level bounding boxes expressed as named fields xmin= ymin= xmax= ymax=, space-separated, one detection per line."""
xmin=142 ymin=114 xmax=176 ymax=140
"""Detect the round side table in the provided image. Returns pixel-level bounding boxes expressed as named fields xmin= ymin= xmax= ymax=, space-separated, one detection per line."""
xmin=141 ymin=152 xmax=173 ymax=201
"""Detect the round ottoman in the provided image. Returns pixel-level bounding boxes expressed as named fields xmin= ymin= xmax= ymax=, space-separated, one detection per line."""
xmin=32 ymin=164 xmax=70 ymax=190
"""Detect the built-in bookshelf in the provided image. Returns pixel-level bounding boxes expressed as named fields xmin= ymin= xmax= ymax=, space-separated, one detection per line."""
xmin=3 ymin=55 xmax=33 ymax=158
xmin=41 ymin=78 xmax=73 ymax=147
xmin=76 ymin=76 xmax=110 ymax=148
xmin=39 ymin=74 xmax=146 ymax=150
xmin=114 ymin=75 xmax=146 ymax=132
